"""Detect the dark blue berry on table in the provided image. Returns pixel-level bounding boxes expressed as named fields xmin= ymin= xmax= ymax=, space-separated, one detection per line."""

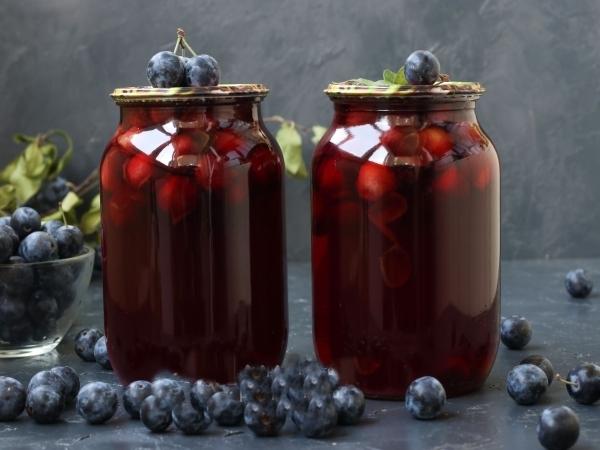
xmin=184 ymin=54 xmax=220 ymax=87
xmin=303 ymin=370 xmax=335 ymax=396
xmin=404 ymin=50 xmax=441 ymax=85
xmin=0 ymin=293 xmax=26 ymax=323
xmin=207 ymin=390 xmax=243 ymax=426
xmin=332 ymin=385 xmax=365 ymax=425
xmin=537 ymin=406 xmax=579 ymax=450
xmin=76 ymin=382 xmax=118 ymax=424
xmin=565 ymin=362 xmax=600 ymax=405
xmin=93 ymin=336 xmax=112 ymax=370
xmin=18 ymin=231 xmax=58 ymax=262
xmin=147 ymin=51 xmax=186 ymax=88
xmin=151 ymin=378 xmax=185 ymax=409
xmin=0 ymin=376 xmax=26 ymax=421
xmin=27 ymin=370 xmax=67 ymax=403
xmin=240 ymin=378 xmax=272 ymax=405
xmin=172 ymin=401 xmax=212 ymax=434
xmin=271 ymin=373 xmax=289 ymax=401
xmin=42 ymin=219 xmax=64 ymax=237
xmin=301 ymin=395 xmax=338 ymax=438
xmin=244 ymin=400 xmax=286 ymax=437
xmin=25 ymin=385 xmax=64 ymax=424
xmin=506 ymin=364 xmax=548 ymax=405
xmin=54 ymin=225 xmax=84 ymax=258
xmin=190 ymin=379 xmax=219 ymax=411
xmin=27 ymin=291 xmax=58 ymax=325
xmin=238 ymin=364 xmax=270 ymax=384
xmin=50 ymin=366 xmax=79 ymax=403
xmin=10 ymin=207 xmax=41 ymax=239
xmin=123 ymin=380 xmax=152 ymax=419
xmin=0 ymin=216 xmax=10 ymax=227
xmin=565 ymin=269 xmax=593 ymax=299
xmin=140 ymin=395 xmax=172 ymax=433
xmin=521 ymin=355 xmax=555 ymax=386
xmin=74 ymin=328 xmax=104 ymax=362
xmin=0 ymin=228 xmax=13 ymax=263
xmin=405 ymin=376 xmax=446 ymax=420
xmin=500 ymin=315 xmax=532 ymax=350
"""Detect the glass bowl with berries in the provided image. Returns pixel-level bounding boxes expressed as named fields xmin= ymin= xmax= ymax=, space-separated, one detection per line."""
xmin=311 ymin=50 xmax=500 ymax=399
xmin=100 ymin=30 xmax=287 ymax=384
xmin=0 ymin=207 xmax=94 ymax=357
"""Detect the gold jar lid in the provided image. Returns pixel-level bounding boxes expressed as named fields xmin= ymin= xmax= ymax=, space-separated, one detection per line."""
xmin=324 ymin=80 xmax=484 ymax=100
xmin=111 ymin=84 xmax=269 ymax=104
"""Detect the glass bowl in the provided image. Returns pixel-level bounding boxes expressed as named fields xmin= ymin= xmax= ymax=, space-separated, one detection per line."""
xmin=0 ymin=245 xmax=95 ymax=358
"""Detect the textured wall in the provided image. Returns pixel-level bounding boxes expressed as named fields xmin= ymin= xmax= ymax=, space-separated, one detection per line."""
xmin=1 ymin=0 xmax=599 ymax=260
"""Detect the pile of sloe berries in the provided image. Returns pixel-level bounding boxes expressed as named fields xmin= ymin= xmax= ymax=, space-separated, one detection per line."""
xmin=0 ymin=206 xmax=85 ymax=346
xmin=500 ymin=310 xmax=600 ymax=450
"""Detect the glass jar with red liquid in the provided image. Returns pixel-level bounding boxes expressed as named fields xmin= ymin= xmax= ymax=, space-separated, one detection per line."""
xmin=100 ymin=85 xmax=287 ymax=384
xmin=312 ymin=82 xmax=500 ymax=398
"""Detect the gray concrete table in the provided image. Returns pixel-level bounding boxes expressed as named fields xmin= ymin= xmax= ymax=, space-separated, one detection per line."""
xmin=1 ymin=260 xmax=599 ymax=449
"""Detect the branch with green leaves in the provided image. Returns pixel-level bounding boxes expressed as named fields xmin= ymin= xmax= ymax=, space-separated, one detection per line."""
xmin=265 ymin=116 xmax=326 ymax=179
xmin=0 ymin=131 xmax=101 ymax=245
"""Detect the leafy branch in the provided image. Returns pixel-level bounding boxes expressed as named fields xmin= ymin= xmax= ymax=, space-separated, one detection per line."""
xmin=264 ymin=116 xmax=326 ymax=179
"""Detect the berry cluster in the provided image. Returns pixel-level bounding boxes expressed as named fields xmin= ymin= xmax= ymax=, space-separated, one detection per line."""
xmin=0 ymin=367 xmax=79 ymax=423
xmin=500 ymin=313 xmax=600 ymax=449
xmin=147 ymin=30 xmax=220 ymax=88
xmin=73 ymin=328 xmax=112 ymax=370
xmin=0 ymin=207 xmax=85 ymax=346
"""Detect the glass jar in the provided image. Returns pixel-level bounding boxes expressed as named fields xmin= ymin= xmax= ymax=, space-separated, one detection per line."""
xmin=312 ymin=82 xmax=500 ymax=398
xmin=100 ymin=85 xmax=288 ymax=384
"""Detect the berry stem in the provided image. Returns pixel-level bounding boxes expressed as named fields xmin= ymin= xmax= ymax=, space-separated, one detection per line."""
xmin=174 ymin=28 xmax=197 ymax=57
xmin=555 ymin=373 xmax=578 ymax=387
xmin=59 ymin=202 xmax=67 ymax=225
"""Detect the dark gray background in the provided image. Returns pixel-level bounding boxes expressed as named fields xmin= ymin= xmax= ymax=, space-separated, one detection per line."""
xmin=1 ymin=0 xmax=599 ymax=260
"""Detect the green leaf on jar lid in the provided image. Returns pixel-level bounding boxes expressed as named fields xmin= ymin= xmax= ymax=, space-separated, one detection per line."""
xmin=383 ymin=67 xmax=407 ymax=85
xmin=311 ymin=126 xmax=327 ymax=145
xmin=275 ymin=121 xmax=308 ymax=179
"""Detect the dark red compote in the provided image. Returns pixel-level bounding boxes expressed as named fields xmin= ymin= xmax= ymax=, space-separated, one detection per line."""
xmin=312 ymin=79 xmax=500 ymax=399
xmin=100 ymin=85 xmax=287 ymax=384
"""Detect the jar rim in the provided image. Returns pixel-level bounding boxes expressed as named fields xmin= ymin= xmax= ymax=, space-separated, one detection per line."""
xmin=324 ymin=80 xmax=484 ymax=100
xmin=111 ymin=84 xmax=269 ymax=104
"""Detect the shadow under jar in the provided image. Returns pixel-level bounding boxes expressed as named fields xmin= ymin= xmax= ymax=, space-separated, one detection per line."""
xmin=312 ymin=82 xmax=500 ymax=399
xmin=101 ymin=85 xmax=287 ymax=384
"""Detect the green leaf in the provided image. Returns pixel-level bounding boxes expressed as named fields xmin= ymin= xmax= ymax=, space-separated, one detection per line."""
xmin=382 ymin=66 xmax=408 ymax=85
xmin=0 ymin=185 xmax=17 ymax=215
xmin=311 ymin=126 xmax=327 ymax=145
xmin=383 ymin=69 xmax=397 ymax=84
xmin=80 ymin=194 xmax=101 ymax=235
xmin=41 ymin=191 xmax=82 ymax=224
xmin=275 ymin=121 xmax=308 ymax=179
xmin=23 ymin=142 xmax=54 ymax=178
xmin=45 ymin=130 xmax=74 ymax=180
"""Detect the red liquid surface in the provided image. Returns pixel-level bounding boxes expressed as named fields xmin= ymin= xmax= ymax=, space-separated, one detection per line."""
xmin=101 ymin=104 xmax=287 ymax=384
xmin=312 ymin=105 xmax=500 ymax=398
